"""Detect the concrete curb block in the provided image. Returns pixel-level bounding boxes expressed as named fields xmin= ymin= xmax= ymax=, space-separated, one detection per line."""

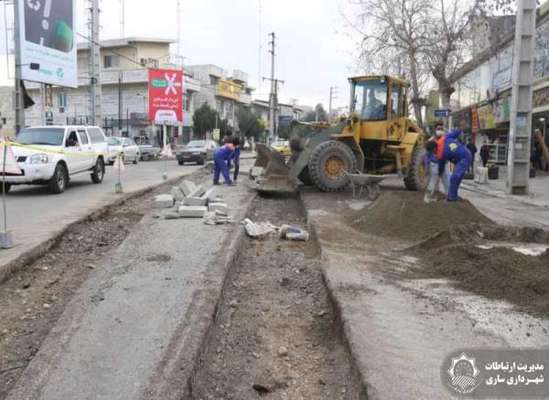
xmin=0 ymin=169 xmax=206 ymax=284
xmin=140 ymin=190 xmax=257 ymax=400
xmin=300 ymin=192 xmax=370 ymax=399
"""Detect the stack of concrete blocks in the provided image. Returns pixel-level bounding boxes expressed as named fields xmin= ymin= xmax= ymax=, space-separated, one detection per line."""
xmin=157 ymin=180 xmax=231 ymax=220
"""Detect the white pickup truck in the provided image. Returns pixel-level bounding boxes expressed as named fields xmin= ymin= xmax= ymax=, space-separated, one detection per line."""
xmin=4 ymin=126 xmax=108 ymax=194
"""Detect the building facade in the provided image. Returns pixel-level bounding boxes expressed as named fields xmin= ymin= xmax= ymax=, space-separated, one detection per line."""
xmin=186 ymin=64 xmax=254 ymax=134
xmin=447 ymin=3 xmax=549 ymax=164
xmin=23 ymin=38 xmax=200 ymax=145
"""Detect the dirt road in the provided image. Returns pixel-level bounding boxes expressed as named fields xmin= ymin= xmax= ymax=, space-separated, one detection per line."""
xmin=190 ymin=196 xmax=364 ymax=399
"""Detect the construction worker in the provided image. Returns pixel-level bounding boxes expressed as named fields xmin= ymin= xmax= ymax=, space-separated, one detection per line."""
xmin=228 ymin=137 xmax=241 ymax=182
xmin=213 ymin=141 xmax=235 ymax=185
xmin=424 ymin=123 xmax=449 ymax=203
xmin=436 ymin=120 xmax=472 ymax=202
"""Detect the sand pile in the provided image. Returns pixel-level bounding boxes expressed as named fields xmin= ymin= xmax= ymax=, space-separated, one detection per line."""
xmin=347 ymin=191 xmax=491 ymax=242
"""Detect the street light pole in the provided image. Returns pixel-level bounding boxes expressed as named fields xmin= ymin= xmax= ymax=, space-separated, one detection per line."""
xmin=14 ymin=0 xmax=24 ymax=133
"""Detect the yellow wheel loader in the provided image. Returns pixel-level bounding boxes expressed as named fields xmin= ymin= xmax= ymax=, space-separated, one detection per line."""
xmin=254 ymin=75 xmax=427 ymax=194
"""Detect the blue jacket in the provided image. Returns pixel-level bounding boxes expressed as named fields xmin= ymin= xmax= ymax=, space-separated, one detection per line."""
xmin=214 ymin=144 xmax=235 ymax=161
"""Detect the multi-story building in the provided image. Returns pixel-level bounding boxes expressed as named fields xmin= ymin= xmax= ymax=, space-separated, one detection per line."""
xmin=446 ymin=3 xmax=549 ymax=164
xmin=0 ymin=87 xmax=15 ymax=138
xmin=186 ymin=65 xmax=254 ymax=133
xmin=23 ymin=37 xmax=201 ymax=144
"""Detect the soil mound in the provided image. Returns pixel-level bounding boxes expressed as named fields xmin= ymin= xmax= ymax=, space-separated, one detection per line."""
xmin=347 ymin=191 xmax=492 ymax=241
xmin=408 ymin=244 xmax=549 ymax=316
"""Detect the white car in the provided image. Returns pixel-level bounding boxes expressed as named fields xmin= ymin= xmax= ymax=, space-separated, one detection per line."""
xmin=5 ymin=126 xmax=108 ymax=194
xmin=107 ymin=137 xmax=141 ymax=165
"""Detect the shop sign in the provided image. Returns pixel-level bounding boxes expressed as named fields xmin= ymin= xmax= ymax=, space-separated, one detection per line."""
xmin=533 ymin=86 xmax=549 ymax=109
xmin=470 ymin=106 xmax=480 ymax=134
xmin=217 ymin=79 xmax=242 ymax=101
xmin=494 ymin=97 xmax=510 ymax=123
xmin=477 ymin=104 xmax=496 ymax=130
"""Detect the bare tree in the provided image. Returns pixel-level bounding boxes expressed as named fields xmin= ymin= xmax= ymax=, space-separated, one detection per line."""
xmin=349 ymin=0 xmax=432 ymax=126
xmin=423 ymin=0 xmax=481 ymax=109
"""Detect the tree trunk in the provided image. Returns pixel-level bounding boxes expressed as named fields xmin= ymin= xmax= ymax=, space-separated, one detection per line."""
xmin=408 ymin=53 xmax=424 ymax=127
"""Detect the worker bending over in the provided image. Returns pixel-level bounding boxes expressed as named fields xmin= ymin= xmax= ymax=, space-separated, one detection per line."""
xmin=436 ymin=120 xmax=472 ymax=202
xmin=228 ymin=137 xmax=241 ymax=182
xmin=213 ymin=141 xmax=236 ymax=185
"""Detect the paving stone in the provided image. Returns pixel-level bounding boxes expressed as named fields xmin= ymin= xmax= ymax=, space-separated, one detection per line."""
xmin=178 ymin=206 xmax=207 ymax=218
xmin=208 ymin=202 xmax=229 ymax=215
xmin=154 ymin=194 xmax=175 ymax=209
xmin=184 ymin=197 xmax=208 ymax=206
xmin=171 ymin=186 xmax=185 ymax=202
xmin=190 ymin=185 xmax=206 ymax=198
xmin=180 ymin=180 xmax=197 ymax=197
xmin=202 ymin=187 xmax=217 ymax=202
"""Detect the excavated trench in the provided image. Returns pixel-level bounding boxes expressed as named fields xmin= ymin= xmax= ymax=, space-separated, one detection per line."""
xmin=190 ymin=196 xmax=364 ymax=399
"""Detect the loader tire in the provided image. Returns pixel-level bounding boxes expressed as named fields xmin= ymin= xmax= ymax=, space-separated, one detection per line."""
xmin=404 ymin=146 xmax=428 ymax=191
xmin=308 ymin=140 xmax=357 ymax=192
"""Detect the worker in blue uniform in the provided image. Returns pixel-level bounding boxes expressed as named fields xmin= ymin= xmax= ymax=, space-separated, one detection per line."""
xmin=213 ymin=142 xmax=235 ymax=185
xmin=436 ymin=120 xmax=472 ymax=202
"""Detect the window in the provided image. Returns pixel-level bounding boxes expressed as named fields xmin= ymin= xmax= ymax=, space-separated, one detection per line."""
xmin=57 ymin=92 xmax=67 ymax=108
xmin=390 ymin=84 xmax=401 ymax=118
xmin=87 ymin=127 xmax=105 ymax=143
xmin=78 ymin=130 xmax=89 ymax=144
xmin=104 ymin=55 xmax=120 ymax=69
xmin=184 ymin=92 xmax=192 ymax=112
xmin=16 ymin=128 xmax=65 ymax=146
xmin=66 ymin=131 xmax=79 ymax=147
xmin=351 ymin=79 xmax=388 ymax=121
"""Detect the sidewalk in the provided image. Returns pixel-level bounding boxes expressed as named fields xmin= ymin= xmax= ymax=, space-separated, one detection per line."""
xmin=6 ymin=181 xmax=255 ymax=400
xmin=461 ymin=169 xmax=549 ymax=229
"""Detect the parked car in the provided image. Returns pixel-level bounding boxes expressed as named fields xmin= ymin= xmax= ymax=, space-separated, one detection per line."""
xmin=4 ymin=125 xmax=108 ymax=194
xmin=138 ymin=144 xmax=161 ymax=161
xmin=106 ymin=137 xmax=141 ymax=165
xmin=176 ymin=140 xmax=218 ymax=165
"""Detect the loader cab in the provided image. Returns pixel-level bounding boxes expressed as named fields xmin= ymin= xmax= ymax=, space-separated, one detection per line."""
xmin=349 ymin=76 xmax=409 ymax=142
xmin=350 ymin=76 xmax=408 ymax=122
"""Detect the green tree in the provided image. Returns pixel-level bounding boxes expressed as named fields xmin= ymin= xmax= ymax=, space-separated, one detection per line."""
xmin=238 ymin=106 xmax=263 ymax=140
xmin=192 ymin=102 xmax=217 ymax=138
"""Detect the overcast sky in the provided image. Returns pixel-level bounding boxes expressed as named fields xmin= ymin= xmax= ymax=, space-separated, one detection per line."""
xmin=0 ymin=0 xmax=360 ymax=109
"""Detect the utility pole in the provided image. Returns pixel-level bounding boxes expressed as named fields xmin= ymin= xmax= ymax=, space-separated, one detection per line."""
xmin=14 ymin=0 xmax=24 ymax=133
xmin=267 ymin=33 xmax=276 ymax=142
xmin=507 ymin=0 xmax=537 ymax=195
xmin=88 ymin=0 xmax=102 ymax=126
xmin=176 ymin=0 xmax=182 ymax=58
xmin=329 ymin=86 xmax=338 ymax=119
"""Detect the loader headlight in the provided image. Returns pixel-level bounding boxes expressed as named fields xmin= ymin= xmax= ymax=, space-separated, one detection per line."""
xmin=29 ymin=153 xmax=49 ymax=164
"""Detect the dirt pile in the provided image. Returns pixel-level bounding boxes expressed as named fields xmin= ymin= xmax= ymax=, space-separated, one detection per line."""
xmin=347 ymin=191 xmax=492 ymax=242
xmin=408 ymin=244 xmax=549 ymax=316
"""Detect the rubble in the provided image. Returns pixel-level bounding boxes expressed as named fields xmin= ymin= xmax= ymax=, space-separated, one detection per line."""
xmin=279 ymin=225 xmax=310 ymax=241
xmin=183 ymin=196 xmax=208 ymax=207
xmin=208 ymin=202 xmax=229 ymax=215
xmin=154 ymin=194 xmax=175 ymax=209
xmin=178 ymin=206 xmax=208 ymax=218
xmin=190 ymin=185 xmax=206 ymax=198
xmin=203 ymin=211 xmax=233 ymax=225
xmin=171 ymin=186 xmax=185 ymax=202
xmin=179 ymin=180 xmax=197 ymax=196
xmin=242 ymin=219 xmax=277 ymax=238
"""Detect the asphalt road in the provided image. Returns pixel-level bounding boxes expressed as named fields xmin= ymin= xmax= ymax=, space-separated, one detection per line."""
xmin=0 ymin=160 xmax=202 ymax=277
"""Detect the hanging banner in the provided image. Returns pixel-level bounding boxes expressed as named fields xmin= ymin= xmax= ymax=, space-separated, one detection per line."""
xmin=470 ymin=106 xmax=480 ymax=134
xmin=494 ymin=97 xmax=511 ymax=123
xmin=477 ymin=104 xmax=496 ymax=130
xmin=148 ymin=68 xmax=183 ymax=125
xmin=17 ymin=0 xmax=77 ymax=87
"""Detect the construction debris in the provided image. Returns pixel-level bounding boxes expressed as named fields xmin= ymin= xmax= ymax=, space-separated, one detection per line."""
xmin=180 ymin=180 xmax=198 ymax=196
xmin=204 ymin=211 xmax=233 ymax=225
xmin=178 ymin=206 xmax=208 ymax=218
xmin=154 ymin=194 xmax=175 ymax=209
xmin=183 ymin=196 xmax=208 ymax=207
xmin=242 ymin=219 xmax=277 ymax=239
xmin=171 ymin=186 xmax=185 ymax=202
xmin=279 ymin=225 xmax=310 ymax=241
xmin=209 ymin=202 xmax=229 ymax=215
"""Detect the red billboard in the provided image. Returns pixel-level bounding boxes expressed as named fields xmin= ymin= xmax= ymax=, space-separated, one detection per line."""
xmin=148 ymin=68 xmax=183 ymax=124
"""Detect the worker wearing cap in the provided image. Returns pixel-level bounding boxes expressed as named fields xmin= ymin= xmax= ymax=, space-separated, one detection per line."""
xmin=213 ymin=142 xmax=235 ymax=185
xmin=436 ymin=120 xmax=472 ymax=202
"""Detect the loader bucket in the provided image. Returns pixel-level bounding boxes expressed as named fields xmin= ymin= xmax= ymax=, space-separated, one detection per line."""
xmin=253 ymin=144 xmax=299 ymax=195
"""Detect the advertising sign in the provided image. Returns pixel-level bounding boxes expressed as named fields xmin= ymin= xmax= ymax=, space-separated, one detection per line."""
xmin=477 ymin=104 xmax=496 ymax=130
xmin=148 ymin=68 xmax=183 ymax=125
xmin=434 ymin=109 xmax=450 ymax=118
xmin=18 ymin=0 xmax=77 ymax=87
xmin=470 ymin=106 xmax=480 ymax=134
